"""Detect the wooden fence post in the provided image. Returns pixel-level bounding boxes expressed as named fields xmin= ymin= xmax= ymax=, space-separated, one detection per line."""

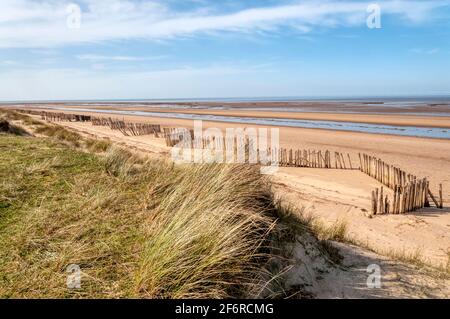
xmin=379 ymin=187 xmax=384 ymax=214
xmin=372 ymin=190 xmax=377 ymax=215
xmin=347 ymin=154 xmax=353 ymax=170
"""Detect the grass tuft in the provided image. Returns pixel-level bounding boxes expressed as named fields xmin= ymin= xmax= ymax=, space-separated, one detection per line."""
xmin=0 ymin=118 xmax=29 ymax=136
xmin=103 ymin=146 xmax=142 ymax=177
xmin=85 ymin=138 xmax=111 ymax=153
xmin=34 ymin=125 xmax=81 ymax=147
xmin=135 ymin=163 xmax=276 ymax=298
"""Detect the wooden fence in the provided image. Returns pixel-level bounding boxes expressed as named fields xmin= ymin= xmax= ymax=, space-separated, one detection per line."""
xmin=169 ymin=136 xmax=444 ymax=214
xmin=16 ymin=110 xmax=162 ymax=137
xmin=359 ymin=153 xmax=415 ymax=189
xmin=18 ymin=110 xmax=91 ymax=122
xmin=362 ymin=153 xmax=444 ymax=214
xmin=163 ymin=128 xmax=194 ymax=146
xmin=371 ymin=179 xmax=430 ymax=214
xmin=15 ymin=110 xmax=446 ymax=214
xmin=92 ymin=117 xmax=161 ymax=137
xmin=272 ymin=149 xmax=353 ymax=169
xmin=165 ymin=130 xmax=354 ymax=169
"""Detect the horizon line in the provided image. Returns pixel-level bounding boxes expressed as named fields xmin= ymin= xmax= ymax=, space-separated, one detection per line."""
xmin=2 ymin=94 xmax=450 ymax=104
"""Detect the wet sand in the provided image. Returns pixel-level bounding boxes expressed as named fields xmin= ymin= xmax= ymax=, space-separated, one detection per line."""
xmin=22 ymin=103 xmax=450 ymax=128
xmin=13 ymin=99 xmax=450 ymax=114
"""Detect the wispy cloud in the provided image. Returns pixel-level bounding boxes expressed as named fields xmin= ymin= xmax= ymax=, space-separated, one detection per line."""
xmin=427 ymin=48 xmax=440 ymax=54
xmin=76 ymin=54 xmax=167 ymax=62
xmin=30 ymin=49 xmax=60 ymax=56
xmin=0 ymin=0 xmax=448 ymax=48
xmin=410 ymin=48 xmax=440 ymax=54
xmin=1 ymin=60 xmax=19 ymax=66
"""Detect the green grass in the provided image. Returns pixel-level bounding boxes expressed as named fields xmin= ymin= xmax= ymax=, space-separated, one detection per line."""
xmin=0 ymin=134 xmax=141 ymax=297
xmin=0 ymin=132 xmax=279 ymax=298
xmin=85 ymin=138 xmax=112 ymax=153
xmin=34 ymin=125 xmax=82 ymax=147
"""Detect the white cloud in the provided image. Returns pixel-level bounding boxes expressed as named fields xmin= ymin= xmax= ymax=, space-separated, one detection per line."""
xmin=410 ymin=48 xmax=440 ymax=54
xmin=30 ymin=49 xmax=60 ymax=56
xmin=76 ymin=54 xmax=167 ymax=61
xmin=427 ymin=48 xmax=440 ymax=54
xmin=0 ymin=0 xmax=447 ymax=48
xmin=1 ymin=60 xmax=19 ymax=66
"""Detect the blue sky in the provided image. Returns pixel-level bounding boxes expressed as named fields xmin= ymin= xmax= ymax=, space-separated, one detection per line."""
xmin=0 ymin=0 xmax=449 ymax=101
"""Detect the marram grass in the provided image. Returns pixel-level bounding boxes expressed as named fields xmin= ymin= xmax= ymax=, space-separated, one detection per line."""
xmin=0 ymin=127 xmax=278 ymax=298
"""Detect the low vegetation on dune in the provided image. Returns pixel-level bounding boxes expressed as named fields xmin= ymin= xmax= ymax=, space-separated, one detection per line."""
xmin=0 ymin=112 xmax=288 ymax=298
xmin=0 ymin=118 xmax=29 ymax=136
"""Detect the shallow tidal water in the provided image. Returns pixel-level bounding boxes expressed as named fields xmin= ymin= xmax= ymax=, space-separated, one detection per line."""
xmin=47 ymin=107 xmax=450 ymax=140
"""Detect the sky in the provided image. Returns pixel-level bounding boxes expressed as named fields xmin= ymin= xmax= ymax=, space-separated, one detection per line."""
xmin=0 ymin=0 xmax=450 ymax=101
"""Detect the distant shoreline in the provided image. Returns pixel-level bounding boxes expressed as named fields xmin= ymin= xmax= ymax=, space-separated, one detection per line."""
xmin=2 ymin=95 xmax=450 ymax=104
xmin=4 ymin=98 xmax=450 ymax=117
xmin=11 ymin=105 xmax=450 ymax=139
